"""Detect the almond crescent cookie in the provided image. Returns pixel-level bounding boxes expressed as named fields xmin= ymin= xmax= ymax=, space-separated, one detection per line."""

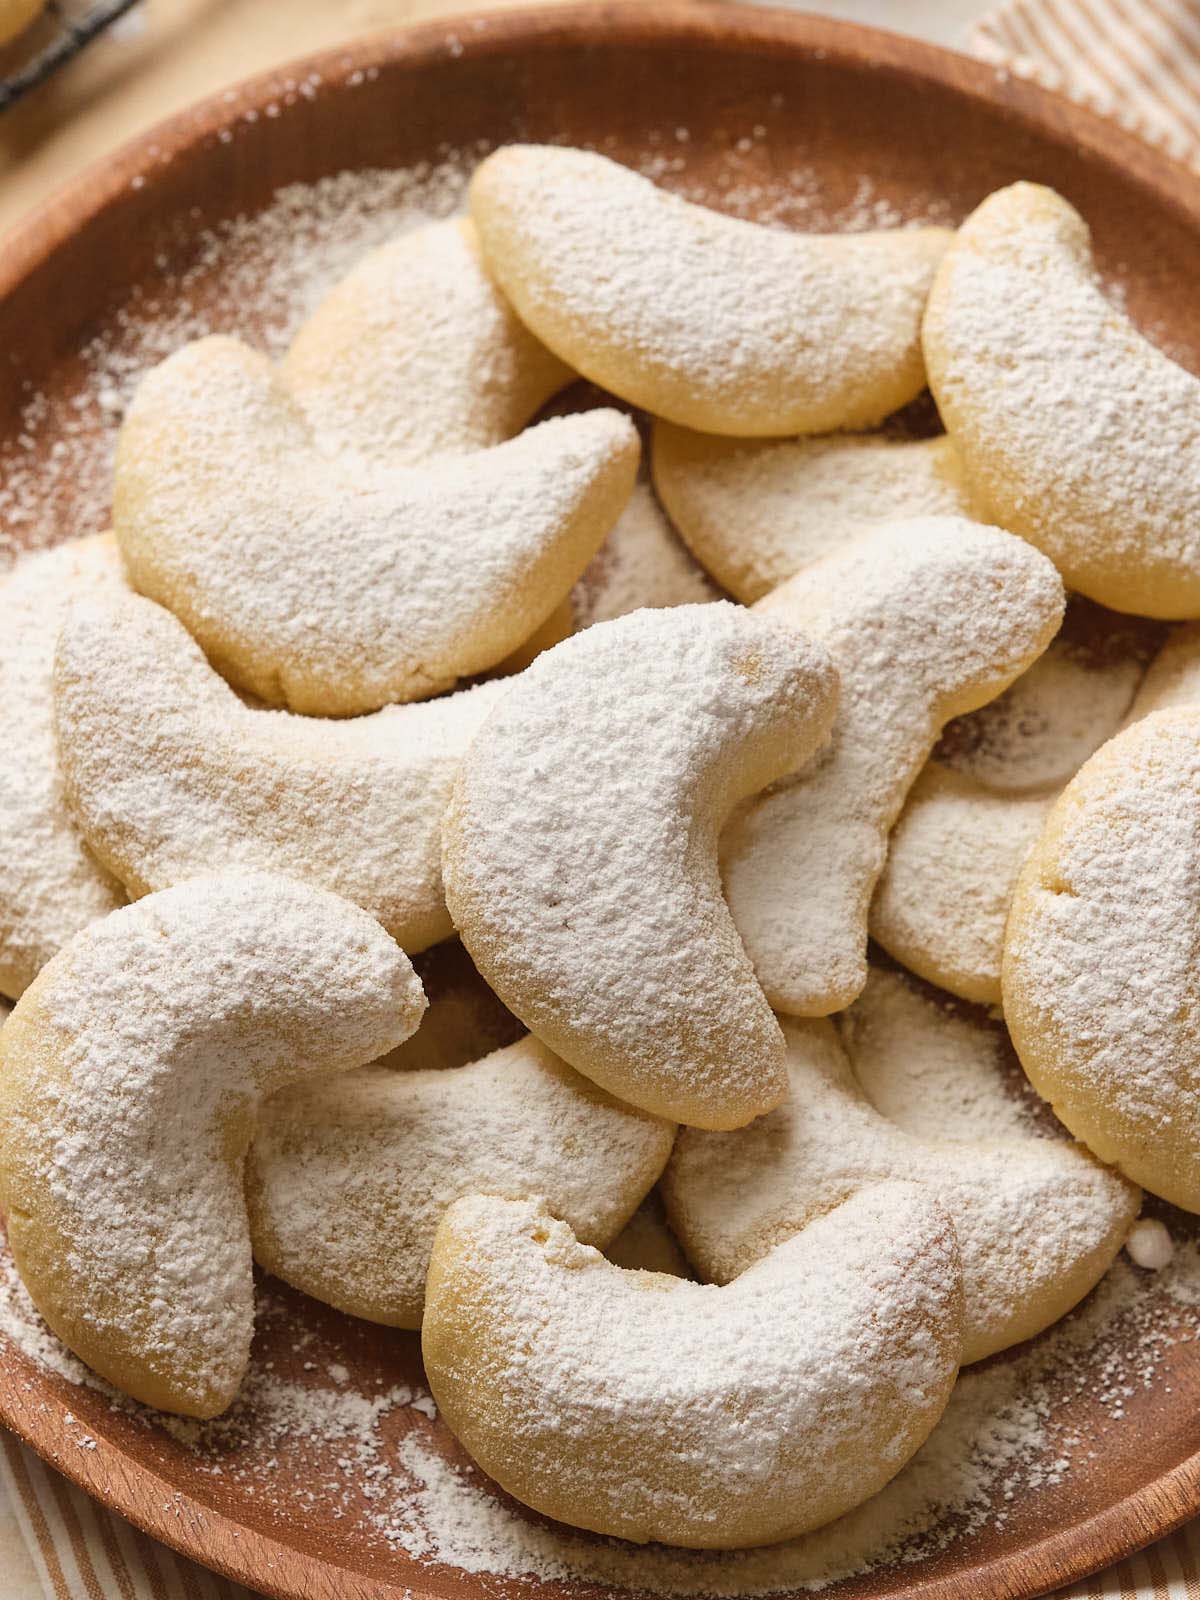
xmin=442 ymin=603 xmax=840 ymax=1128
xmin=0 ymin=537 xmax=126 ymax=999
xmin=53 ymin=589 xmax=507 ymax=953
xmin=281 ymin=216 xmax=571 ymax=464
xmin=925 ymin=182 xmax=1200 ymax=618
xmin=114 ymin=336 xmax=638 ymax=715
xmin=664 ymin=993 xmax=1137 ymax=1363
xmin=723 ymin=517 xmax=1064 ymax=1016
xmin=470 ymin=145 xmax=951 ymax=437
xmin=652 ymin=428 xmax=976 ymax=602
xmin=246 ymin=1033 xmax=675 ymax=1327
xmin=1004 ymin=709 xmax=1200 ymax=1213
xmin=0 ymin=874 xmax=424 ymax=1416
xmin=422 ymin=1186 xmax=962 ymax=1547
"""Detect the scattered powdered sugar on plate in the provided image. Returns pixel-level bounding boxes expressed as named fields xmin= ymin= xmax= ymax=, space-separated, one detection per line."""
xmin=0 ymin=156 xmax=479 ymax=565
xmin=0 ymin=1225 xmax=1197 ymax=1594
xmin=0 ymin=137 xmax=955 ymax=569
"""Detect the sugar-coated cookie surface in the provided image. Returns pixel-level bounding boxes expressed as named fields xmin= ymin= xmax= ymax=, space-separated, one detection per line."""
xmin=422 ymin=1187 xmax=962 ymax=1548
xmin=664 ymin=1000 xmax=1137 ymax=1363
xmin=876 ymin=600 xmax=1162 ymax=1004
xmin=652 ymin=427 xmax=976 ymax=602
xmin=281 ymin=217 xmax=571 ymax=464
xmin=443 ymin=604 xmax=839 ymax=1128
xmin=1004 ymin=709 xmax=1200 ymax=1213
xmin=246 ymin=1033 xmax=674 ymax=1327
xmin=935 ymin=597 xmax=1158 ymax=795
xmin=1124 ymin=622 xmax=1200 ymax=723
xmin=871 ymin=766 xmax=1053 ymax=1005
xmin=469 ymin=145 xmax=951 ymax=437
xmin=0 ymin=538 xmax=126 ymax=1000
xmin=722 ymin=517 xmax=1064 ymax=1016
xmin=571 ymin=481 xmax=720 ymax=627
xmin=114 ymin=335 xmax=638 ymax=715
xmin=0 ymin=874 xmax=424 ymax=1417
xmin=53 ymin=589 xmax=508 ymax=953
xmin=924 ymin=182 xmax=1200 ymax=618
xmin=841 ymin=965 xmax=1044 ymax=1142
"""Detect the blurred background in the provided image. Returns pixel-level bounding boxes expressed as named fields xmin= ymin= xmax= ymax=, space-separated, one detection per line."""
xmin=0 ymin=0 xmax=986 ymax=236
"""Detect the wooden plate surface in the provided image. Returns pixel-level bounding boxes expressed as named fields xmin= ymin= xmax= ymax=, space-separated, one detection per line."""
xmin=2 ymin=5 xmax=1200 ymax=1597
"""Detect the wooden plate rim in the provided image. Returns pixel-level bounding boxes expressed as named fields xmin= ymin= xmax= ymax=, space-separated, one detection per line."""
xmin=3 ymin=4 xmax=1200 ymax=1596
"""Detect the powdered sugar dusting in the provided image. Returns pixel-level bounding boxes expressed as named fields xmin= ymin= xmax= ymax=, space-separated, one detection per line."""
xmin=0 ymin=1225 xmax=1197 ymax=1594
xmin=421 ymin=1188 xmax=961 ymax=1547
xmin=0 ymin=875 xmax=421 ymax=1414
xmin=723 ymin=517 xmax=1064 ymax=1016
xmin=0 ymin=538 xmax=126 ymax=999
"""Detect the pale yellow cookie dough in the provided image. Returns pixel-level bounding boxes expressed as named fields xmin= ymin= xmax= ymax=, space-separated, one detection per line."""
xmin=925 ymin=182 xmax=1200 ymax=618
xmin=114 ymin=335 xmax=638 ymax=715
xmin=0 ymin=874 xmax=424 ymax=1416
xmin=246 ymin=1034 xmax=675 ymax=1327
xmin=422 ymin=1187 xmax=962 ymax=1547
xmin=54 ymin=588 xmax=508 ymax=953
xmin=664 ymin=1007 xmax=1136 ymax=1363
xmin=652 ymin=427 xmax=976 ymax=601
xmin=443 ymin=604 xmax=839 ymax=1129
xmin=1005 ymin=709 xmax=1200 ymax=1212
xmin=470 ymin=145 xmax=951 ymax=437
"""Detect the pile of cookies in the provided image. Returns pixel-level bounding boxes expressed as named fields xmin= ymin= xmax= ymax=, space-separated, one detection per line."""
xmin=0 ymin=144 xmax=1196 ymax=1552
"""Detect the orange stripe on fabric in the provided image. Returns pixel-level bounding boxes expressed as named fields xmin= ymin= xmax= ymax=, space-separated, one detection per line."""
xmin=2 ymin=1439 xmax=74 ymax=1600
xmin=1075 ymin=0 xmax=1200 ymax=144
xmin=133 ymin=1523 xmax=173 ymax=1600
xmin=47 ymin=1466 xmax=109 ymax=1600
xmin=84 ymin=1491 xmax=140 ymax=1600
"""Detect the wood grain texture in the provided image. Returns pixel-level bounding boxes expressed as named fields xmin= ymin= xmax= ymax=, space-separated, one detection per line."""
xmin=3 ymin=5 xmax=1200 ymax=1597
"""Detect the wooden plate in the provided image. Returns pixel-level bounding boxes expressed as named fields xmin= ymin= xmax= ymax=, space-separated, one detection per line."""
xmin=3 ymin=4 xmax=1200 ymax=1596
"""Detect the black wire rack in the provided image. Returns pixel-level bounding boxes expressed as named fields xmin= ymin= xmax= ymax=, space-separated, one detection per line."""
xmin=0 ymin=0 xmax=142 ymax=111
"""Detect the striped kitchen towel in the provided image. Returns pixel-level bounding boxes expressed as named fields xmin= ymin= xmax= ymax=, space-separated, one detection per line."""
xmin=968 ymin=0 xmax=1200 ymax=170
xmin=0 ymin=1433 xmax=254 ymax=1599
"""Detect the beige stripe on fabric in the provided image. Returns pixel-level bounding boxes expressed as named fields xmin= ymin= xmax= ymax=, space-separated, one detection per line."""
xmin=0 ymin=1435 xmax=73 ymax=1600
xmin=970 ymin=0 xmax=1200 ymax=166
xmin=47 ymin=1467 xmax=110 ymax=1600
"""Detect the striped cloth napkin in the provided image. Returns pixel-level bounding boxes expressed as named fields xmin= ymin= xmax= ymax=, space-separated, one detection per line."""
xmin=968 ymin=0 xmax=1200 ymax=169
xmin=5 ymin=1 xmax=1200 ymax=1596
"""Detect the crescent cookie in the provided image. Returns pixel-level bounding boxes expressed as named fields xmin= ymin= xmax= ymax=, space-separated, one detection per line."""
xmin=722 ymin=517 xmax=1064 ymax=1016
xmin=0 ymin=538 xmax=126 ymax=1000
xmin=663 ymin=1002 xmax=1137 ymax=1363
xmin=840 ymin=964 xmax=1045 ymax=1142
xmin=652 ymin=428 xmax=976 ymax=602
xmin=874 ymin=602 xmax=1162 ymax=1004
xmin=870 ymin=765 xmax=1054 ymax=1006
xmin=114 ymin=335 xmax=638 ymax=715
xmin=245 ymin=1033 xmax=675 ymax=1327
xmin=422 ymin=1187 xmax=962 ymax=1548
xmin=469 ymin=145 xmax=951 ymax=437
xmin=281 ymin=217 xmax=571 ymax=464
xmin=442 ymin=603 xmax=840 ymax=1129
xmin=924 ymin=182 xmax=1200 ymax=618
xmin=1004 ymin=709 xmax=1200 ymax=1213
xmin=0 ymin=874 xmax=424 ymax=1416
xmin=53 ymin=588 xmax=507 ymax=953
xmin=1125 ymin=622 xmax=1200 ymax=722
